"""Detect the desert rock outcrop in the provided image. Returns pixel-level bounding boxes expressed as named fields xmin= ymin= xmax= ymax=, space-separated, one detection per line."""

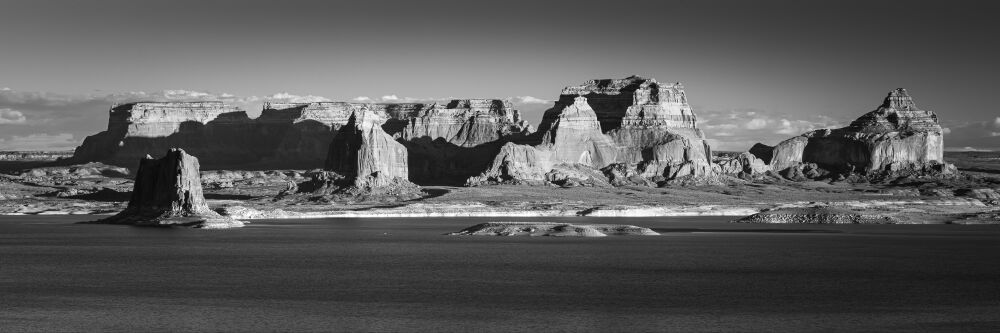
xmin=326 ymin=108 xmax=411 ymax=188
xmin=713 ymin=152 xmax=770 ymax=178
xmin=71 ymin=101 xmax=432 ymax=170
xmin=89 ymin=148 xmax=243 ymax=228
xmin=470 ymin=76 xmax=716 ymax=186
xmin=734 ymin=207 xmax=897 ymax=224
xmin=70 ymin=99 xmax=530 ymax=181
xmin=399 ymin=99 xmax=532 ymax=184
xmin=751 ymin=88 xmax=954 ymax=180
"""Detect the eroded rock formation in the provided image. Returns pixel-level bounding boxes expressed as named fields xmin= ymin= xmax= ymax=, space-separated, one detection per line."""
xmin=70 ymin=101 xmax=434 ymax=170
xmin=326 ymin=108 xmax=411 ymax=188
xmin=713 ymin=152 xmax=770 ymax=178
xmin=470 ymin=76 xmax=716 ymax=186
xmin=71 ymin=99 xmax=529 ymax=182
xmin=751 ymin=88 xmax=954 ymax=180
xmin=399 ymin=99 xmax=532 ymax=184
xmin=89 ymin=148 xmax=243 ymax=228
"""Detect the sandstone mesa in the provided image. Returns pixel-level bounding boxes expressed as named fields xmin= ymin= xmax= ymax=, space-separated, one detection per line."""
xmin=2 ymin=76 xmax=993 ymax=225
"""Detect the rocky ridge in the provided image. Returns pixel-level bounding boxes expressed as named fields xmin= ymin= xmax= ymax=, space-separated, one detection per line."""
xmin=70 ymin=99 xmax=531 ymax=181
xmin=72 ymin=102 xmax=260 ymax=168
xmin=65 ymin=83 xmax=963 ymax=192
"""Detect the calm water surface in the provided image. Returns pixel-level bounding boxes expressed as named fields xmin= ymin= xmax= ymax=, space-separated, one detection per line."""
xmin=2 ymin=215 xmax=999 ymax=332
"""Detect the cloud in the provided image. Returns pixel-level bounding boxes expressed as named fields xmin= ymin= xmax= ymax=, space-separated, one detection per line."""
xmin=0 ymin=88 xmax=268 ymax=150
xmin=360 ymin=95 xmax=456 ymax=103
xmin=515 ymin=96 xmax=550 ymax=104
xmin=744 ymin=118 xmax=768 ymax=130
xmin=263 ymin=92 xmax=330 ymax=103
xmin=0 ymin=108 xmax=27 ymax=124
xmin=163 ymin=89 xmax=211 ymax=99
xmin=936 ymin=117 xmax=1000 ymax=151
xmin=0 ymin=133 xmax=78 ymax=151
xmin=698 ymin=108 xmax=844 ymax=151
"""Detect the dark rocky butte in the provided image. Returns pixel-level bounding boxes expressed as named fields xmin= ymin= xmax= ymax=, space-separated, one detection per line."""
xmin=87 ymin=148 xmax=243 ymax=228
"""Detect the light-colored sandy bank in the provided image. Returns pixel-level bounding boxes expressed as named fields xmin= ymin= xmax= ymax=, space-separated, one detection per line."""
xmin=217 ymin=203 xmax=763 ymax=220
xmin=448 ymin=222 xmax=660 ymax=237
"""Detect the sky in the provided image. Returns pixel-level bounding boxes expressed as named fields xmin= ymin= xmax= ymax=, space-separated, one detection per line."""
xmin=1 ymin=0 xmax=998 ymax=151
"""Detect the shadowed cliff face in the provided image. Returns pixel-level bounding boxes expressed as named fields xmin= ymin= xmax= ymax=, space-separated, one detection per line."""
xmin=72 ymin=102 xmax=274 ymax=169
xmin=72 ymin=103 xmax=264 ymax=168
xmin=397 ymin=99 xmax=533 ymax=185
xmin=69 ymin=100 xmax=527 ymax=179
xmin=755 ymin=88 xmax=951 ymax=177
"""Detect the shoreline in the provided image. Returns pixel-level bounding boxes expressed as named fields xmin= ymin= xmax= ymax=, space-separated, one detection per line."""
xmin=1 ymin=198 xmax=993 ymax=224
xmin=217 ymin=204 xmax=763 ymax=220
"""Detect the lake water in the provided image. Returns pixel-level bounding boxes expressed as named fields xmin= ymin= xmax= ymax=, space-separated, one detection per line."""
xmin=2 ymin=215 xmax=999 ymax=332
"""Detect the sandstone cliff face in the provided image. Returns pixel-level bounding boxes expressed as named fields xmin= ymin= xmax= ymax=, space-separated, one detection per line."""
xmin=553 ymin=76 xmax=713 ymax=181
xmin=753 ymin=88 xmax=952 ymax=179
xmin=71 ymin=99 xmax=523 ymax=178
xmin=471 ymin=76 xmax=715 ymax=186
xmin=468 ymin=97 xmax=619 ymax=186
xmin=399 ymin=99 xmax=532 ymax=184
xmin=92 ymin=148 xmax=242 ymax=228
xmin=257 ymin=102 xmax=359 ymax=169
xmin=539 ymin=96 xmax=619 ymax=168
xmin=401 ymin=99 xmax=530 ymax=147
xmin=72 ymin=102 xmax=259 ymax=168
xmin=326 ymin=108 xmax=411 ymax=188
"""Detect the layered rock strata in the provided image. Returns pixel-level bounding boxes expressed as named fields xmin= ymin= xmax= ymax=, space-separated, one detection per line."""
xmin=72 ymin=102 xmax=269 ymax=168
xmin=470 ymin=76 xmax=715 ymax=186
xmin=399 ymin=99 xmax=532 ymax=184
xmin=467 ymin=97 xmax=617 ymax=185
xmin=71 ymin=99 xmax=528 ymax=180
xmin=326 ymin=108 xmax=411 ymax=188
xmin=751 ymin=89 xmax=954 ymax=179
xmin=89 ymin=148 xmax=243 ymax=228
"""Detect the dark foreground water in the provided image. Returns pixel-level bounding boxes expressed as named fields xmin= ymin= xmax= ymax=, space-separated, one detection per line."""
xmin=2 ymin=216 xmax=999 ymax=332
